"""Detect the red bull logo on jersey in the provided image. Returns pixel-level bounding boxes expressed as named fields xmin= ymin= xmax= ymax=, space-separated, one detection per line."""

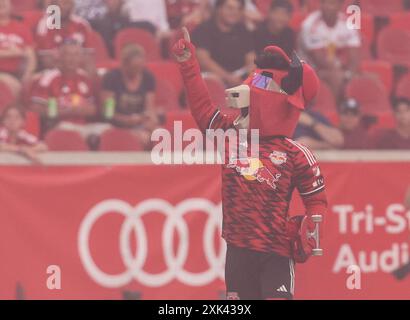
xmin=269 ymin=151 xmax=287 ymax=166
xmin=227 ymin=156 xmax=281 ymax=190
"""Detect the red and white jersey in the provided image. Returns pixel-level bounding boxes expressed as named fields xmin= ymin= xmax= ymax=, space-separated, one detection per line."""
xmin=0 ymin=127 xmax=38 ymax=146
xmin=221 ymin=136 xmax=326 ymax=256
xmin=31 ymin=68 xmax=94 ymax=101
xmin=31 ymin=68 xmax=95 ymax=123
xmin=301 ymin=10 xmax=361 ymax=51
xmin=0 ymin=19 xmax=34 ymax=73
xmin=35 ymin=14 xmax=91 ymax=51
xmin=178 ymin=56 xmax=328 ymax=257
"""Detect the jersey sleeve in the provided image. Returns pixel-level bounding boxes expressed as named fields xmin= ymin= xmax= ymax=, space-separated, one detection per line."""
xmin=290 ymin=140 xmax=327 ymax=215
xmin=293 ymin=145 xmax=325 ymax=197
xmin=178 ymin=55 xmax=235 ymax=132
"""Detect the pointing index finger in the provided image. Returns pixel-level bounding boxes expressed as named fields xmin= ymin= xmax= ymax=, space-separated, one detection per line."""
xmin=182 ymin=27 xmax=191 ymax=43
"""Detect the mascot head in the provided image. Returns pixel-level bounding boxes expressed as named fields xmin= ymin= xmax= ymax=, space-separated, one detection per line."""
xmin=225 ymin=46 xmax=319 ymax=137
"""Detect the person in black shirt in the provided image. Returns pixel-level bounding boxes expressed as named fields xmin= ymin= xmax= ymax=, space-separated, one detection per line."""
xmin=253 ymin=0 xmax=296 ymax=56
xmin=101 ymin=44 xmax=159 ymax=149
xmin=191 ymin=0 xmax=255 ymax=87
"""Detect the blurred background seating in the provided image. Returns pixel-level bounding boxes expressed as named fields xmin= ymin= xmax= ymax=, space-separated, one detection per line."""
xmin=0 ymin=0 xmax=408 ymax=152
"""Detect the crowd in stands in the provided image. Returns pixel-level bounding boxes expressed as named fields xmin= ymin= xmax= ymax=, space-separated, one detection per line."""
xmin=0 ymin=0 xmax=409 ymax=161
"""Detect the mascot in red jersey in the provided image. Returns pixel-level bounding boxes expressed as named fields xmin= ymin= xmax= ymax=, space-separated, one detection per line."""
xmin=173 ymin=28 xmax=327 ymax=300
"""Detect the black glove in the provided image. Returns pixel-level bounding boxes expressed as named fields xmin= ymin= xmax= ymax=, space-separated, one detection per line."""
xmin=281 ymin=51 xmax=303 ymax=95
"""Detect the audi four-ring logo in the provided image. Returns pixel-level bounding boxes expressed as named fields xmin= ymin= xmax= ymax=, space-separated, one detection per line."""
xmin=78 ymin=199 xmax=225 ymax=288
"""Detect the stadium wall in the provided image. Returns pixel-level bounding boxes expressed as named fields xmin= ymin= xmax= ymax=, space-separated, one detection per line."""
xmin=0 ymin=151 xmax=409 ymax=300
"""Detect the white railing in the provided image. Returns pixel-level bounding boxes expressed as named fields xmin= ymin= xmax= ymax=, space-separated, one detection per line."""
xmin=1 ymin=151 xmax=410 ymax=166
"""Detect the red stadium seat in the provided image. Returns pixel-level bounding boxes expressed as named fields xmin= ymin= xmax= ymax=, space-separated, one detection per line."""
xmin=310 ymin=81 xmax=337 ymax=118
xmin=163 ymin=110 xmax=198 ymax=134
xmin=147 ymin=61 xmax=184 ymax=98
xmin=163 ymin=110 xmax=203 ymax=149
xmin=88 ymin=30 xmax=118 ymax=71
xmin=359 ymin=0 xmax=403 ymax=16
xmin=155 ymin=78 xmax=180 ymax=111
xmin=377 ymin=27 xmax=410 ymax=66
xmin=345 ymin=74 xmax=390 ymax=115
xmin=99 ymin=128 xmax=143 ymax=151
xmin=11 ymin=0 xmax=38 ymax=12
xmin=203 ymin=75 xmax=226 ymax=108
xmin=389 ymin=12 xmax=410 ymax=31
xmin=114 ymin=28 xmax=161 ymax=62
xmin=360 ymin=34 xmax=373 ymax=60
xmin=375 ymin=113 xmax=395 ymax=129
xmin=0 ymin=80 xmax=16 ymax=114
xmin=45 ymin=130 xmax=89 ymax=151
xmin=88 ymin=30 xmax=109 ymax=61
xmin=360 ymin=60 xmax=393 ymax=93
xmin=396 ymin=74 xmax=410 ymax=99
xmin=360 ymin=14 xmax=374 ymax=46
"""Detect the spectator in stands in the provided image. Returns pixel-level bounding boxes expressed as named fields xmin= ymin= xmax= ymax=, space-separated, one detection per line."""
xmin=101 ymin=44 xmax=159 ymax=150
xmin=300 ymin=0 xmax=360 ymax=101
xmin=0 ymin=0 xmax=36 ymax=94
xmin=122 ymin=0 xmax=170 ymax=35
xmin=294 ymin=110 xmax=344 ymax=150
xmin=253 ymin=0 xmax=296 ymax=56
xmin=338 ymin=98 xmax=372 ymax=150
xmin=0 ymin=106 xmax=47 ymax=162
xmin=90 ymin=0 xmax=130 ymax=57
xmin=30 ymin=42 xmax=109 ymax=142
xmin=74 ymin=0 xmax=107 ymax=21
xmin=36 ymin=0 xmax=92 ymax=69
xmin=192 ymin=0 xmax=255 ymax=87
xmin=368 ymin=97 xmax=410 ymax=150
xmin=208 ymin=0 xmax=263 ymax=30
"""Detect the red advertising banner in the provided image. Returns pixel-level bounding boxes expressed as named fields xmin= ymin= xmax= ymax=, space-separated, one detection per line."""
xmin=0 ymin=162 xmax=409 ymax=300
